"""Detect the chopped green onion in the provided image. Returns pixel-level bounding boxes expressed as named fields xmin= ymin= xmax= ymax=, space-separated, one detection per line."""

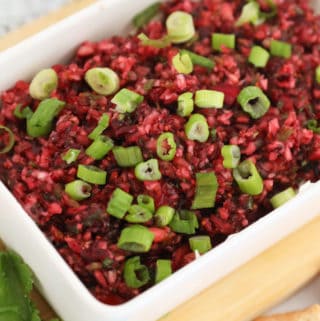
xmin=107 ymin=188 xmax=134 ymax=219
xmin=221 ymin=145 xmax=241 ymax=169
xmin=102 ymin=257 xmax=113 ymax=268
xmin=210 ymin=128 xmax=217 ymax=140
xmin=155 ymin=259 xmax=172 ymax=283
xmin=185 ymin=113 xmax=209 ymax=143
xmin=137 ymin=194 xmax=155 ymax=213
xmin=306 ymin=119 xmax=320 ymax=134
xmin=212 ymin=33 xmax=235 ymax=51
xmin=180 ymin=49 xmax=214 ymax=69
xmin=14 ymin=105 xmax=33 ymax=120
xmin=65 ymin=180 xmax=92 ymax=201
xmin=85 ymin=135 xmax=114 ymax=160
xmin=133 ymin=2 xmax=161 ymax=28
xmin=166 ymin=11 xmax=195 ymax=44
xmin=125 ymin=205 xmax=153 ymax=223
xmin=248 ymin=46 xmax=270 ymax=68
xmin=233 ymin=160 xmax=263 ymax=195
xmin=62 ymin=148 xmax=80 ymax=164
xmin=26 ymin=98 xmax=65 ymax=137
xmin=189 ymin=236 xmax=212 ymax=254
xmin=88 ymin=113 xmax=110 ymax=140
xmin=237 ymin=86 xmax=270 ymax=119
xmin=195 ymin=89 xmax=224 ymax=108
xmin=235 ymin=2 xmax=261 ymax=27
xmin=177 ymin=92 xmax=194 ymax=117
xmin=315 ymin=66 xmax=320 ymax=84
xmin=260 ymin=0 xmax=278 ymax=19
xmin=135 ymin=159 xmax=162 ymax=181
xmin=111 ymin=88 xmax=144 ymax=113
xmin=85 ymin=67 xmax=120 ymax=96
xmin=270 ymin=187 xmax=296 ymax=208
xmin=156 ymin=132 xmax=177 ymax=161
xmin=77 ymin=164 xmax=107 ymax=185
xmin=169 ymin=210 xmax=199 ymax=235
xmin=270 ymin=40 xmax=292 ymax=59
xmin=172 ymin=52 xmax=193 ymax=74
xmin=112 ymin=146 xmax=144 ymax=167
xmin=191 ymin=172 xmax=218 ymax=209
xmin=138 ymin=33 xmax=171 ymax=49
xmin=117 ymin=225 xmax=154 ymax=252
xmin=29 ymin=68 xmax=58 ymax=100
xmin=123 ymin=256 xmax=150 ymax=288
xmin=154 ymin=206 xmax=175 ymax=227
xmin=0 ymin=126 xmax=15 ymax=154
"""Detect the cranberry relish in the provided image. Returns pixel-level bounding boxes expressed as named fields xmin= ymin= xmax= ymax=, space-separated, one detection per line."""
xmin=1 ymin=0 xmax=320 ymax=305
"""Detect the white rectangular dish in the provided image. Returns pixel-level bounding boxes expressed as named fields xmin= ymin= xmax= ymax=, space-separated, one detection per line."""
xmin=0 ymin=1 xmax=320 ymax=321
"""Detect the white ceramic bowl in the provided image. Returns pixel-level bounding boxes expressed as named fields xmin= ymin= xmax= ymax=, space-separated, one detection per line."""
xmin=0 ymin=1 xmax=319 ymax=321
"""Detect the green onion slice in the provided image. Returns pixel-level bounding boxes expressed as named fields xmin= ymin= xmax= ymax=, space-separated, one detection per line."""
xmin=137 ymin=194 xmax=155 ymax=213
xmin=29 ymin=68 xmax=58 ymax=100
xmin=260 ymin=0 xmax=278 ymax=19
xmin=195 ymin=89 xmax=224 ymax=108
xmin=77 ymin=164 xmax=107 ymax=185
xmin=172 ymin=52 xmax=193 ymax=75
xmin=191 ymin=172 xmax=218 ymax=209
xmin=125 ymin=205 xmax=153 ymax=223
xmin=235 ymin=2 xmax=262 ymax=27
xmin=270 ymin=187 xmax=296 ymax=209
xmin=221 ymin=145 xmax=241 ymax=169
xmin=270 ymin=40 xmax=292 ymax=59
xmin=135 ymin=159 xmax=162 ymax=181
xmin=248 ymin=46 xmax=270 ymax=68
xmin=185 ymin=113 xmax=209 ymax=143
xmin=26 ymin=98 xmax=65 ymax=137
xmin=103 ymin=257 xmax=114 ymax=268
xmin=88 ymin=113 xmax=110 ymax=140
xmin=138 ymin=33 xmax=171 ymax=49
xmin=85 ymin=135 xmax=114 ymax=160
xmin=180 ymin=49 xmax=214 ymax=69
xmin=189 ymin=236 xmax=212 ymax=254
xmin=166 ymin=11 xmax=195 ymax=44
xmin=111 ymin=88 xmax=144 ymax=113
xmin=107 ymin=188 xmax=134 ymax=219
xmin=237 ymin=86 xmax=270 ymax=119
xmin=85 ymin=67 xmax=120 ymax=96
xmin=155 ymin=259 xmax=172 ymax=283
xmin=123 ymin=256 xmax=150 ymax=288
xmin=177 ymin=92 xmax=194 ymax=117
xmin=14 ymin=104 xmax=33 ymax=120
xmin=62 ymin=148 xmax=81 ymax=164
xmin=212 ymin=33 xmax=235 ymax=51
xmin=0 ymin=126 xmax=15 ymax=154
xmin=133 ymin=2 xmax=161 ymax=28
xmin=156 ymin=132 xmax=177 ymax=161
xmin=316 ymin=66 xmax=320 ymax=85
xmin=233 ymin=160 xmax=263 ymax=195
xmin=117 ymin=225 xmax=154 ymax=253
xmin=154 ymin=205 xmax=175 ymax=227
xmin=169 ymin=210 xmax=199 ymax=235
xmin=112 ymin=146 xmax=144 ymax=167
xmin=211 ymin=128 xmax=217 ymax=140
xmin=65 ymin=180 xmax=92 ymax=201
xmin=306 ymin=119 xmax=320 ymax=134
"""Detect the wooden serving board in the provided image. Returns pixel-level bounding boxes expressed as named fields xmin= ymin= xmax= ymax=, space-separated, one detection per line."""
xmin=1 ymin=1 xmax=320 ymax=320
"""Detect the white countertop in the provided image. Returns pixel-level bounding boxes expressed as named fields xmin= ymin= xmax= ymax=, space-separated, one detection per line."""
xmin=0 ymin=0 xmax=68 ymax=36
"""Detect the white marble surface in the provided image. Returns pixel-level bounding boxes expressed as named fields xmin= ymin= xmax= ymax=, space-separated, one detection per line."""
xmin=0 ymin=0 xmax=69 ymax=36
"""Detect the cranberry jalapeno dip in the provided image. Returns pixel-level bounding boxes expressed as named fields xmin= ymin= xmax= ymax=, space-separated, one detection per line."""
xmin=0 ymin=0 xmax=320 ymax=305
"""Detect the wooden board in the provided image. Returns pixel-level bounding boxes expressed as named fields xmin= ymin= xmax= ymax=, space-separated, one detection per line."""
xmin=0 ymin=1 xmax=320 ymax=320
